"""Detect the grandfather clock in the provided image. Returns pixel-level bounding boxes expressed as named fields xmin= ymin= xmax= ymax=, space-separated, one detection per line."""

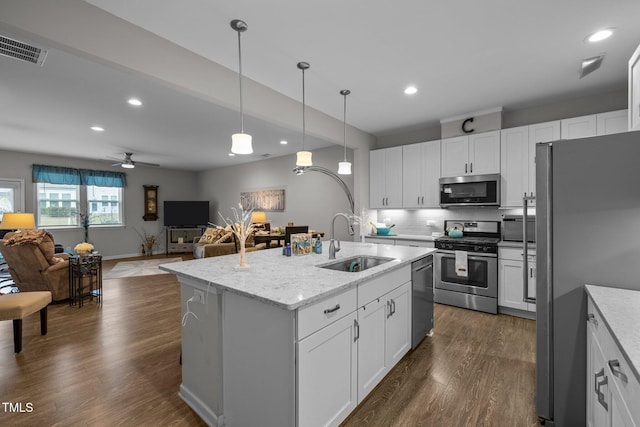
xmin=143 ymin=185 xmax=158 ymax=221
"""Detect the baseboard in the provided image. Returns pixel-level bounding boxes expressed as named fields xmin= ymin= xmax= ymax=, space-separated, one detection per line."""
xmin=179 ymin=384 xmax=221 ymax=427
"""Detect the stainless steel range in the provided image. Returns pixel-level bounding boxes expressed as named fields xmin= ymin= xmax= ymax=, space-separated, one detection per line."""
xmin=434 ymin=220 xmax=500 ymax=314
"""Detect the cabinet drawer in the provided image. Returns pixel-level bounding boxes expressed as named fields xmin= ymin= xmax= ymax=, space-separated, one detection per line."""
xmin=358 ymin=266 xmax=411 ymax=307
xmin=169 ymin=243 xmax=193 ymax=252
xmin=499 ymin=247 xmax=536 ymax=262
xmin=297 ymin=287 xmax=357 ymax=340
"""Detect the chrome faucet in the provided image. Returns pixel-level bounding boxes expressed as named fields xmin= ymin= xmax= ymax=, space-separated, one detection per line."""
xmin=329 ymin=213 xmax=355 ymax=259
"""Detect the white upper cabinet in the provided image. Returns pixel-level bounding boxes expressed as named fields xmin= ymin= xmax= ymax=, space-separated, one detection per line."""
xmin=596 ymin=110 xmax=628 ymax=136
xmin=561 ymin=115 xmax=597 ymax=139
xmin=441 ymin=130 xmax=500 ymax=177
xmin=629 ymin=43 xmax=640 ymax=131
xmin=370 ymin=147 xmax=403 ymax=208
xmin=402 ymin=140 xmax=441 ymax=208
xmin=500 ymin=126 xmax=530 ymax=208
xmin=528 ymin=120 xmax=561 ymax=203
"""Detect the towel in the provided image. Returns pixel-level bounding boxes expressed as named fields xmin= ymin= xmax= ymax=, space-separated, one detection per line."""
xmin=455 ymin=250 xmax=468 ymax=277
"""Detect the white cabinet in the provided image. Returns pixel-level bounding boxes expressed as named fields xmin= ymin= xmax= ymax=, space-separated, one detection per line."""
xmin=370 ymin=147 xmax=403 ymax=208
xmin=441 ymin=130 xmax=500 ymax=177
xmin=384 ymin=281 xmax=412 ymax=367
xmin=561 ymin=111 xmax=628 ymax=140
xmin=629 ymin=43 xmax=640 ymax=131
xmin=498 ymin=247 xmax=536 ymax=314
xmin=298 ymin=312 xmax=358 ymax=427
xmin=586 ymin=296 xmax=640 ymax=427
xmin=500 ymin=121 xmax=560 ymax=208
xmin=561 ymin=115 xmax=597 ymax=139
xmin=402 ymin=140 xmax=441 ymax=208
xmin=597 ymin=110 xmax=629 ymax=136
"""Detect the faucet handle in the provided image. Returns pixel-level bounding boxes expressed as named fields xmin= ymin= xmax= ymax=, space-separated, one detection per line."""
xmin=334 ymin=240 xmax=341 ymax=253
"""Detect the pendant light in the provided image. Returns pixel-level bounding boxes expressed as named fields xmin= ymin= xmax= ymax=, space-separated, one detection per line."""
xmin=230 ymin=19 xmax=253 ymax=155
xmin=338 ymin=89 xmax=352 ymax=175
xmin=296 ymin=61 xmax=312 ymax=166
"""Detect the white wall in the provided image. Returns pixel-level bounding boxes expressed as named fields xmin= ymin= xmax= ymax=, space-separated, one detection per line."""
xmin=197 ymin=145 xmax=356 ymax=241
xmin=0 ymin=149 xmax=198 ymax=258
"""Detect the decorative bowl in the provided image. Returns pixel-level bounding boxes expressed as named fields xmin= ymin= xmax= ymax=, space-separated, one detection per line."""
xmin=376 ymin=227 xmax=391 ymax=235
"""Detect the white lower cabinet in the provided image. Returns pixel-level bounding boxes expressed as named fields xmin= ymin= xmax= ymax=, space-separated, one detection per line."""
xmin=587 ymin=297 xmax=640 ymax=427
xmin=298 ymin=312 xmax=358 ymax=427
xmin=498 ymin=248 xmax=536 ymax=314
xmin=298 ymin=266 xmax=413 ymax=427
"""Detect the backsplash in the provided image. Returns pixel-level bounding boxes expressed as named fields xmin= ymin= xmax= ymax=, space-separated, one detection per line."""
xmin=372 ymin=207 xmax=532 ymax=236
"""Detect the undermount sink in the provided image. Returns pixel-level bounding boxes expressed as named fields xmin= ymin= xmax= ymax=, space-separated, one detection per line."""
xmin=318 ymin=255 xmax=395 ymax=272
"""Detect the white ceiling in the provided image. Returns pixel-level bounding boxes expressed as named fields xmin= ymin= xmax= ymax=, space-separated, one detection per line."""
xmin=1 ymin=0 xmax=640 ymax=171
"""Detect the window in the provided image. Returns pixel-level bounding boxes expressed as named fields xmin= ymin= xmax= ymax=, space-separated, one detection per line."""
xmin=33 ymin=164 xmax=126 ymax=228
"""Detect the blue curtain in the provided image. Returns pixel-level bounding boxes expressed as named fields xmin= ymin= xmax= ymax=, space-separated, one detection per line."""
xmin=32 ymin=164 xmax=127 ymax=187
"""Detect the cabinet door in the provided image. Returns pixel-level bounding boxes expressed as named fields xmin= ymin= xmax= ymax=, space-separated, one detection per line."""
xmin=561 ymin=115 xmax=597 ymax=139
xmin=498 ymin=259 xmax=528 ymax=311
xmin=385 ymin=282 xmax=412 ymax=367
xmin=631 ymin=44 xmax=640 ymax=132
xmin=357 ymin=299 xmax=388 ymax=401
xmin=384 ymin=147 xmax=404 ymax=208
xmin=421 ymin=140 xmax=441 ymax=207
xmin=587 ymin=321 xmax=610 ymax=427
xmin=500 ymin=126 xmax=529 ymax=208
xmin=370 ymin=150 xmax=387 ymax=208
xmin=597 ymin=110 xmax=628 ymax=136
xmin=610 ymin=379 xmax=635 ymax=427
xmin=402 ymin=143 xmax=423 ymax=208
xmin=298 ymin=312 xmax=358 ymax=427
xmin=441 ymin=136 xmax=469 ymax=177
xmin=529 ymin=121 xmax=560 ymax=200
xmin=469 ymin=130 xmax=501 ymax=175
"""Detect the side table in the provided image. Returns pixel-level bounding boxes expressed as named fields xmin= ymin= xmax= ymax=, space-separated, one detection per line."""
xmin=68 ymin=254 xmax=102 ymax=307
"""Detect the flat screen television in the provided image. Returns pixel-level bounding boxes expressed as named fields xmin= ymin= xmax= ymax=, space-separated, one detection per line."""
xmin=163 ymin=201 xmax=210 ymax=227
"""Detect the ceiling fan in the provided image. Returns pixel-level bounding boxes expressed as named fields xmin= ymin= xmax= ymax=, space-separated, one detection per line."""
xmin=110 ymin=152 xmax=160 ymax=169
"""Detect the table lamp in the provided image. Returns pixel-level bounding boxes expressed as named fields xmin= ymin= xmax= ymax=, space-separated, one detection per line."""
xmin=0 ymin=213 xmax=36 ymax=231
xmin=251 ymin=211 xmax=267 ymax=224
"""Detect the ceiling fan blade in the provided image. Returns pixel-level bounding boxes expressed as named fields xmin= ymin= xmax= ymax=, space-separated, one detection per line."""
xmin=133 ymin=160 xmax=160 ymax=167
xmin=111 ymin=161 xmax=123 ymax=167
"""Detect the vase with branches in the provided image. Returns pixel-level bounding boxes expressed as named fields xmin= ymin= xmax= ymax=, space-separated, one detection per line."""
xmin=78 ymin=210 xmax=91 ymax=243
xmin=135 ymin=228 xmax=164 ymax=256
xmin=217 ymin=203 xmax=256 ymax=268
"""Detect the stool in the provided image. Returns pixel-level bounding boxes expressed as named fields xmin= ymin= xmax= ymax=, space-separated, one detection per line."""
xmin=0 ymin=291 xmax=52 ymax=353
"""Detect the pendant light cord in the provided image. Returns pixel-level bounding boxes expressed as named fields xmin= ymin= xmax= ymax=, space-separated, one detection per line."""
xmin=343 ymin=93 xmax=347 ymax=161
xmin=237 ymin=30 xmax=244 ymax=133
xmin=302 ymin=67 xmax=306 ymax=150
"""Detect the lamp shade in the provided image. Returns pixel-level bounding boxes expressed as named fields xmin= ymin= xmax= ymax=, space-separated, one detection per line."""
xmin=0 ymin=212 xmax=36 ymax=230
xmin=232 ymin=133 xmax=253 ymax=154
xmin=296 ymin=151 xmax=313 ymax=167
xmin=338 ymin=161 xmax=352 ymax=175
xmin=251 ymin=211 xmax=267 ymax=223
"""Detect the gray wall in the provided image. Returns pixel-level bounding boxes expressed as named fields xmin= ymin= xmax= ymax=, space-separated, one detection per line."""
xmin=197 ymin=145 xmax=356 ymax=241
xmin=0 ymin=149 xmax=198 ymax=258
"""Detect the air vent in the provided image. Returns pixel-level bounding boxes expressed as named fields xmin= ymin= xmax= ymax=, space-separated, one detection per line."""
xmin=0 ymin=35 xmax=48 ymax=66
xmin=579 ymin=54 xmax=605 ymax=79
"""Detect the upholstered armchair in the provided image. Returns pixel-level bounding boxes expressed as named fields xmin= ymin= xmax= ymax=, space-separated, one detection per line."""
xmin=0 ymin=230 xmax=70 ymax=301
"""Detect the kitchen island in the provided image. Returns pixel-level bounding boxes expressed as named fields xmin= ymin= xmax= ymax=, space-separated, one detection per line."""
xmin=160 ymin=241 xmax=434 ymax=427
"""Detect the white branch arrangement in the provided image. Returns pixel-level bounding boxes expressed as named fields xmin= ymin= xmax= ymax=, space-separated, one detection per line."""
xmin=217 ymin=203 xmax=256 ymax=268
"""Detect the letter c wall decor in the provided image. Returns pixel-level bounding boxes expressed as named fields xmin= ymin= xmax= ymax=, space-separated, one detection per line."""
xmin=462 ymin=117 xmax=475 ymax=133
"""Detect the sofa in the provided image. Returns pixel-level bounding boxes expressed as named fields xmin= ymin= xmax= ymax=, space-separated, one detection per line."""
xmin=193 ymin=227 xmax=266 ymax=259
xmin=0 ymin=230 xmax=70 ymax=301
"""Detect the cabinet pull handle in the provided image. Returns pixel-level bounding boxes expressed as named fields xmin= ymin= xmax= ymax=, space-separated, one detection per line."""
xmin=421 ymin=196 xmax=424 ymax=205
xmin=387 ymin=300 xmax=392 ymax=318
xmin=608 ymin=360 xmax=628 ymax=383
xmin=354 ymin=318 xmax=359 ymax=342
xmin=470 ymin=162 xmax=473 ymax=173
xmin=324 ymin=304 xmax=340 ymax=314
xmin=594 ymin=368 xmax=608 ymax=411
xmin=465 ymin=163 xmax=468 ymax=174
xmin=390 ymin=299 xmax=396 ymax=316
xmin=418 ymin=196 xmax=420 ymax=204
xmin=587 ymin=313 xmax=598 ymax=327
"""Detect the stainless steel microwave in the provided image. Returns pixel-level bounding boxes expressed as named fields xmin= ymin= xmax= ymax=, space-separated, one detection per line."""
xmin=439 ymin=174 xmax=501 ymax=208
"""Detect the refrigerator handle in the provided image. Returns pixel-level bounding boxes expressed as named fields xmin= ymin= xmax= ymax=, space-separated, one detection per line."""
xmin=523 ymin=194 xmax=536 ymax=303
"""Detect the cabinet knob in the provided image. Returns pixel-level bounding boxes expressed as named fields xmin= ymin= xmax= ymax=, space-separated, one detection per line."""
xmin=608 ymin=360 xmax=628 ymax=383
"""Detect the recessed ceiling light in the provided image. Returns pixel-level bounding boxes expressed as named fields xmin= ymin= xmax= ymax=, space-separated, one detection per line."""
xmin=280 ymin=140 xmax=288 ymax=145
xmin=228 ymin=152 xmax=235 ymax=157
xmin=587 ymin=29 xmax=614 ymax=43
xmin=127 ymin=98 xmax=143 ymax=106
xmin=90 ymin=126 xmax=104 ymax=132
xmin=404 ymin=86 xmax=418 ymax=95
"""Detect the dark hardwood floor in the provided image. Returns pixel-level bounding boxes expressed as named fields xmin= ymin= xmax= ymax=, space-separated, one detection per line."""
xmin=1 ymin=254 xmax=538 ymax=426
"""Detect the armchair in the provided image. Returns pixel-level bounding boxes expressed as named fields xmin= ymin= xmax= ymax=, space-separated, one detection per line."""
xmin=0 ymin=230 xmax=70 ymax=301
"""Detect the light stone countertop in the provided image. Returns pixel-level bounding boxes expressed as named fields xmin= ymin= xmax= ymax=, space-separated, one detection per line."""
xmin=365 ymin=234 xmax=437 ymax=242
xmin=585 ymin=284 xmax=640 ymax=385
xmin=160 ymin=241 xmax=435 ymax=311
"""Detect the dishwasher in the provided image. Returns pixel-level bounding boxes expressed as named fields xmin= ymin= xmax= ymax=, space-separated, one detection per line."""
xmin=411 ymin=255 xmax=434 ymax=349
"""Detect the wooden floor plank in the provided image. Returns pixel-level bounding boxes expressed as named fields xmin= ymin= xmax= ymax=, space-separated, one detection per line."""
xmin=1 ymin=254 xmax=538 ymax=426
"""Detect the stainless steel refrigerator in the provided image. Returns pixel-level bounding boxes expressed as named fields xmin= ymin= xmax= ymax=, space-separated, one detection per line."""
xmin=536 ymin=130 xmax=640 ymax=426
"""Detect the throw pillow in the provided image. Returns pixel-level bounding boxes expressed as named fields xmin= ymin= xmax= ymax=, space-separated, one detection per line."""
xmin=198 ymin=227 xmax=220 ymax=245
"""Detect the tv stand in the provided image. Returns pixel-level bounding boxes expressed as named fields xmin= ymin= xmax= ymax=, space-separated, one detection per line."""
xmin=166 ymin=226 xmax=206 ymax=254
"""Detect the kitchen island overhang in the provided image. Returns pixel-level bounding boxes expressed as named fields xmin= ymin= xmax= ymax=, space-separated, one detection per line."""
xmin=161 ymin=241 xmax=434 ymax=427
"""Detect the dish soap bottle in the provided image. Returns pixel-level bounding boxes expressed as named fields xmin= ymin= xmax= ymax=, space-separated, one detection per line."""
xmin=314 ymin=237 xmax=322 ymax=254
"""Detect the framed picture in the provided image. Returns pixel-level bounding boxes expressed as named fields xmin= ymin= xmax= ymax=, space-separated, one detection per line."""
xmin=240 ymin=189 xmax=285 ymax=211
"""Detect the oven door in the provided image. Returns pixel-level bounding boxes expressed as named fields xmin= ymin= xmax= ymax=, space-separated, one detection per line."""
xmin=434 ymin=250 xmax=497 ymax=298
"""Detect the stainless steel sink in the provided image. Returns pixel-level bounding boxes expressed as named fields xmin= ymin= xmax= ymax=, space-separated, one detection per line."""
xmin=318 ymin=255 xmax=395 ymax=272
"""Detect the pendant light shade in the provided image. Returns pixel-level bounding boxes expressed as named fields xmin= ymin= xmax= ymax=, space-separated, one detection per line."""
xmin=230 ymin=19 xmax=253 ymax=155
xmin=338 ymin=89 xmax=352 ymax=175
xmin=296 ymin=61 xmax=312 ymax=167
